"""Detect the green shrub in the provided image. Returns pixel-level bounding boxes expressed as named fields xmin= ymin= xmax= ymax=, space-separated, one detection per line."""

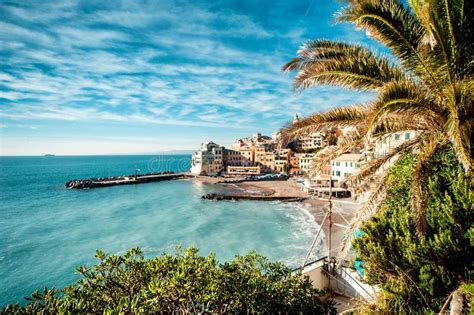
xmin=353 ymin=148 xmax=473 ymax=313
xmin=1 ymin=247 xmax=336 ymax=314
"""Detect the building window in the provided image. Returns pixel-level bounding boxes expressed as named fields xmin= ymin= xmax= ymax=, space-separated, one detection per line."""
xmin=350 ymin=162 xmax=353 ymax=167
xmin=394 ymin=133 xmax=400 ymax=140
xmin=405 ymin=132 xmax=410 ymax=140
xmin=345 ymin=162 xmax=348 ymax=167
xmin=336 ymin=171 xmax=341 ymax=176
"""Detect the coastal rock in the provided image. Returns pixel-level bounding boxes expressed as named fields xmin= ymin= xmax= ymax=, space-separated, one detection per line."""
xmin=201 ymin=193 xmax=306 ymax=202
xmin=65 ymin=172 xmax=183 ymax=189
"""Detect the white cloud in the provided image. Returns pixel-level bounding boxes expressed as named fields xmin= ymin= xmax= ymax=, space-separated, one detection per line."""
xmin=55 ymin=26 xmax=130 ymax=48
xmin=0 ymin=0 xmax=377 ymax=155
xmin=0 ymin=21 xmax=54 ymax=46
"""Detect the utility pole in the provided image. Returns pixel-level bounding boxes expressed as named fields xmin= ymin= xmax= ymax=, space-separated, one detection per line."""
xmin=328 ymin=174 xmax=333 ymax=273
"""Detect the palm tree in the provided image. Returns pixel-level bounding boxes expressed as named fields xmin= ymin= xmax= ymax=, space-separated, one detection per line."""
xmin=281 ymin=0 xmax=473 ymax=260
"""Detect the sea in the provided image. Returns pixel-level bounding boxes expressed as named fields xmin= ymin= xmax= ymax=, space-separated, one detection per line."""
xmin=0 ymin=155 xmax=324 ymax=307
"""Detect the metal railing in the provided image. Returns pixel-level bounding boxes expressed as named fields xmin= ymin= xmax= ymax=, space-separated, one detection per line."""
xmin=337 ymin=266 xmax=374 ymax=299
xmin=291 ymin=256 xmax=327 ymax=272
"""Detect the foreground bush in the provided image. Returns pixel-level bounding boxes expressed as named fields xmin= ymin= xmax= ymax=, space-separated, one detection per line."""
xmin=353 ymin=148 xmax=473 ymax=313
xmin=1 ymin=247 xmax=336 ymax=314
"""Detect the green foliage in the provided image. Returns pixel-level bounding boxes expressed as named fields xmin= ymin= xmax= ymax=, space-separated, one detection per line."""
xmin=1 ymin=247 xmax=336 ymax=314
xmin=353 ymin=148 xmax=473 ymax=313
xmin=461 ymin=283 xmax=474 ymax=311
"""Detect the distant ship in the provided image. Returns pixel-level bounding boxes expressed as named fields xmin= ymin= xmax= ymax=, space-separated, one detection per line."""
xmin=44 ymin=154 xmax=56 ymax=156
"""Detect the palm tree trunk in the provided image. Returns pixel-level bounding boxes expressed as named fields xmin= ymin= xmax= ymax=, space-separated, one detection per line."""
xmin=449 ymin=287 xmax=463 ymax=315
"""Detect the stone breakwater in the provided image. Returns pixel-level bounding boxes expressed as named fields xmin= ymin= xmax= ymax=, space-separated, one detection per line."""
xmin=201 ymin=193 xmax=307 ymax=202
xmin=65 ymin=172 xmax=190 ymax=189
xmin=217 ymin=174 xmax=289 ymax=184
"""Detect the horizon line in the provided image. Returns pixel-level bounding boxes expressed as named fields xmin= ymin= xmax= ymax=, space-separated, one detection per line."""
xmin=0 ymin=151 xmax=194 ymax=157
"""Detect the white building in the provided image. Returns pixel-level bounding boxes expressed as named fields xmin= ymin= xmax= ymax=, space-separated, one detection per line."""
xmin=299 ymin=153 xmax=315 ymax=174
xmin=190 ymin=141 xmax=224 ymax=175
xmin=331 ymin=154 xmax=365 ymax=182
xmin=300 ymin=132 xmax=325 ymax=151
xmin=373 ymin=131 xmax=417 ymax=158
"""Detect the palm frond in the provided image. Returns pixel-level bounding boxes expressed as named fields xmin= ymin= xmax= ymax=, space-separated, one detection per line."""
xmin=426 ymin=0 xmax=473 ymax=79
xmin=445 ymin=112 xmax=472 ymax=174
xmin=279 ymin=105 xmax=368 ymax=145
xmin=444 ymin=84 xmax=472 ymax=174
xmin=368 ymin=115 xmax=429 ymax=138
xmin=283 ymin=40 xmax=406 ymax=91
xmin=369 ymin=81 xmax=443 ymax=124
xmin=408 ymin=0 xmax=437 ymax=47
xmin=337 ymin=0 xmax=442 ymax=91
xmin=283 ymin=40 xmax=367 ymax=71
xmin=343 ymin=136 xmax=419 ymax=187
xmin=308 ymin=135 xmax=365 ymax=178
xmin=282 ymin=0 xmax=473 ymax=263
xmin=411 ymin=136 xmax=445 ymax=235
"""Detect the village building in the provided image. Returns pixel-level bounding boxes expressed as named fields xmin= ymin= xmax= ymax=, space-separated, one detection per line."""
xmin=191 ymin=116 xmax=377 ymax=178
xmin=289 ymin=153 xmax=301 ymax=174
xmin=298 ymin=153 xmax=315 ymax=174
xmin=274 ymin=149 xmax=291 ymax=174
xmin=256 ymin=150 xmax=276 ymax=172
xmin=223 ymin=148 xmax=245 ymax=166
xmin=331 ymin=153 xmax=365 ymax=182
xmin=373 ymin=131 xmax=417 ymax=159
xmin=192 ymin=132 xmax=281 ymax=176
xmin=300 ymin=132 xmax=325 ymax=151
xmin=191 ymin=141 xmax=224 ymax=175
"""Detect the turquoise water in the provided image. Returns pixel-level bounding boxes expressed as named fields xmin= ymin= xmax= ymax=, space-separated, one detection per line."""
xmin=0 ymin=155 xmax=322 ymax=307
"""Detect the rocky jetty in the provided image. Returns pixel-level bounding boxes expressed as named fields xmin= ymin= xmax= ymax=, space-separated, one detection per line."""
xmin=201 ymin=193 xmax=306 ymax=202
xmin=65 ymin=171 xmax=188 ymax=189
xmin=218 ymin=173 xmax=289 ymax=184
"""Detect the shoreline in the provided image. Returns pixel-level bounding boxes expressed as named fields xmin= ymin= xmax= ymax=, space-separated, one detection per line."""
xmin=67 ymin=172 xmax=358 ymax=260
xmin=194 ymin=176 xmax=359 ymax=259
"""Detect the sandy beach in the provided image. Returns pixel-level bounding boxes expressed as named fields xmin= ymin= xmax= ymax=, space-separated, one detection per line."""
xmin=193 ymin=176 xmax=358 ymax=259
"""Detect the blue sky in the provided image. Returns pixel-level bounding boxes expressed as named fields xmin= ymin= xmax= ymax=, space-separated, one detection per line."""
xmin=0 ymin=0 xmax=377 ymax=155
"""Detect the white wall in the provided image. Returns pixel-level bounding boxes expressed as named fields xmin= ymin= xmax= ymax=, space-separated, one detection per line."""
xmin=332 ymin=160 xmax=360 ymax=181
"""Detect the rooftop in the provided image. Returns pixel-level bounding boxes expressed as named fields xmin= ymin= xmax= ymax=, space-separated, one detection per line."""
xmin=333 ymin=153 xmax=364 ymax=162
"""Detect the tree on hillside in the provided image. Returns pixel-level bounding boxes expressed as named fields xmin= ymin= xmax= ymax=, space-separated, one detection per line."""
xmin=0 ymin=248 xmax=336 ymax=314
xmin=353 ymin=148 xmax=473 ymax=313
xmin=281 ymin=0 xmax=473 ymax=258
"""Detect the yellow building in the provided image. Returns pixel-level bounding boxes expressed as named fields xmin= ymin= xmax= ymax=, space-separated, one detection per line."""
xmin=274 ymin=149 xmax=291 ymax=173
